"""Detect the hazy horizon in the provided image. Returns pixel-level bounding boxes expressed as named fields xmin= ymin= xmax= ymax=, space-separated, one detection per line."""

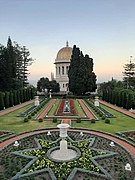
xmin=1 ymin=0 xmax=135 ymax=86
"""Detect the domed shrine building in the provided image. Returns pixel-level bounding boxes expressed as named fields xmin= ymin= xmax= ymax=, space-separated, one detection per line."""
xmin=54 ymin=42 xmax=72 ymax=93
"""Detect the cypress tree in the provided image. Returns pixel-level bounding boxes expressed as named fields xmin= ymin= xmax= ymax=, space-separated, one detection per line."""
xmin=20 ymin=89 xmax=24 ymax=103
xmin=16 ymin=90 xmax=20 ymax=104
xmin=68 ymin=45 xmax=97 ymax=95
xmin=4 ymin=92 xmax=10 ymax=108
xmin=0 ymin=92 xmax=5 ymax=110
xmin=13 ymin=90 xmax=18 ymax=105
xmin=9 ymin=91 xmax=14 ymax=107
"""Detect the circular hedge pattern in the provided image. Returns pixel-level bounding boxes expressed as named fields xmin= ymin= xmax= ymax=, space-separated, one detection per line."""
xmin=0 ymin=129 xmax=135 ymax=180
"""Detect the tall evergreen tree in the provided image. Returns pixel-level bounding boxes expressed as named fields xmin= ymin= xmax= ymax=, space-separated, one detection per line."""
xmin=68 ymin=45 xmax=97 ymax=95
xmin=0 ymin=37 xmax=34 ymax=91
xmin=123 ymin=56 xmax=135 ymax=89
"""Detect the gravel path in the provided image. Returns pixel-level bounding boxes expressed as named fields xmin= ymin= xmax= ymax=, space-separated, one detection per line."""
xmin=0 ymin=100 xmax=34 ymax=116
xmin=98 ymin=99 xmax=135 ymax=119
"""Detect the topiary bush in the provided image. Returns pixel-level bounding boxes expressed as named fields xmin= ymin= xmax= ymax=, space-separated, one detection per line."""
xmin=91 ymin=119 xmax=96 ymax=123
xmin=76 ymin=118 xmax=81 ymax=123
xmin=38 ymin=118 xmax=43 ymax=122
xmin=28 ymin=115 xmax=31 ymax=119
xmin=102 ymin=115 xmax=106 ymax=120
xmin=53 ymin=117 xmax=57 ymax=123
xmin=105 ymin=119 xmax=110 ymax=124
xmin=24 ymin=118 xmax=29 ymax=122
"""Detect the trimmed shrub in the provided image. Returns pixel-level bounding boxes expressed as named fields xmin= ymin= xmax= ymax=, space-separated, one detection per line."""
xmin=28 ymin=115 xmax=31 ymax=119
xmin=24 ymin=118 xmax=29 ymax=122
xmin=105 ymin=119 xmax=110 ymax=124
xmin=38 ymin=118 xmax=43 ymax=122
xmin=91 ymin=119 xmax=96 ymax=123
xmin=53 ymin=117 xmax=57 ymax=123
xmin=102 ymin=115 xmax=106 ymax=120
xmin=76 ymin=118 xmax=81 ymax=123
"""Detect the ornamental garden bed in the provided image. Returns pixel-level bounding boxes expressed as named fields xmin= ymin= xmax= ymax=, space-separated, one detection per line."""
xmin=0 ymin=130 xmax=15 ymax=142
xmin=56 ymin=99 xmax=77 ymax=116
xmin=0 ymin=130 xmax=135 ymax=180
xmin=85 ymin=99 xmax=115 ymax=119
xmin=116 ymin=130 xmax=135 ymax=145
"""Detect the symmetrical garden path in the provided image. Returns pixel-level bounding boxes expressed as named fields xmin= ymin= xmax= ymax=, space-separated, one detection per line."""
xmin=98 ymin=99 xmax=135 ymax=119
xmin=78 ymin=99 xmax=95 ymax=119
xmin=0 ymin=100 xmax=34 ymax=116
xmin=0 ymin=128 xmax=135 ymax=157
xmin=62 ymin=119 xmax=71 ymax=125
xmin=37 ymin=99 xmax=56 ymax=119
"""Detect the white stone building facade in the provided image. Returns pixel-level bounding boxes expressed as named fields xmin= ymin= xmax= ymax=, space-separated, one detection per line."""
xmin=54 ymin=42 xmax=72 ymax=92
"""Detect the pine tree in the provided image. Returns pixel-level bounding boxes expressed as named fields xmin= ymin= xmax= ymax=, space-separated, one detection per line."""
xmin=123 ymin=56 xmax=135 ymax=89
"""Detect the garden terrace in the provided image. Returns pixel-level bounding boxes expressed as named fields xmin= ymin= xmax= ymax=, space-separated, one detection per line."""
xmin=0 ymin=129 xmax=135 ymax=180
xmin=0 ymin=130 xmax=15 ymax=143
xmin=116 ymin=130 xmax=135 ymax=145
xmin=97 ymin=106 xmax=115 ymax=118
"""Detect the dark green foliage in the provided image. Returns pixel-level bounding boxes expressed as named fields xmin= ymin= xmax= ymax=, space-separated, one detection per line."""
xmin=20 ymin=89 xmax=24 ymax=103
xmin=76 ymin=118 xmax=81 ymax=123
xmin=99 ymin=79 xmax=135 ymax=109
xmin=68 ymin=45 xmax=97 ymax=95
xmin=91 ymin=119 xmax=96 ymax=123
xmin=37 ymin=77 xmax=60 ymax=93
xmin=105 ymin=119 xmax=110 ymax=124
xmin=0 ymin=37 xmax=34 ymax=91
xmin=123 ymin=57 xmax=135 ymax=89
xmin=4 ymin=92 xmax=10 ymax=108
xmin=53 ymin=117 xmax=57 ymax=123
xmin=0 ymin=92 xmax=5 ymax=110
xmin=13 ymin=90 xmax=18 ymax=105
xmin=24 ymin=117 xmax=29 ymax=122
xmin=9 ymin=91 xmax=14 ymax=107
xmin=38 ymin=118 xmax=43 ymax=122
xmin=27 ymin=115 xmax=31 ymax=119
xmin=102 ymin=115 xmax=106 ymax=120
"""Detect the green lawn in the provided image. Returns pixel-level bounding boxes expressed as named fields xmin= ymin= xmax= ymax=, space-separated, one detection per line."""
xmin=72 ymin=104 xmax=135 ymax=134
xmin=0 ymin=100 xmax=135 ymax=135
xmin=0 ymin=105 xmax=60 ymax=134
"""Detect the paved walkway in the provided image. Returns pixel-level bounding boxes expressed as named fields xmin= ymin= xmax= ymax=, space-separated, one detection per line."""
xmin=62 ymin=119 xmax=71 ymax=125
xmin=0 ymin=128 xmax=135 ymax=157
xmin=37 ymin=99 xmax=56 ymax=119
xmin=98 ymin=100 xmax=135 ymax=119
xmin=78 ymin=99 xmax=95 ymax=119
xmin=0 ymin=100 xmax=34 ymax=116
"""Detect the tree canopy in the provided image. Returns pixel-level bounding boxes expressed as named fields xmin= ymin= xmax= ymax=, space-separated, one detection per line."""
xmin=0 ymin=37 xmax=34 ymax=91
xmin=68 ymin=45 xmax=97 ymax=95
xmin=123 ymin=57 xmax=135 ymax=89
xmin=37 ymin=77 xmax=60 ymax=93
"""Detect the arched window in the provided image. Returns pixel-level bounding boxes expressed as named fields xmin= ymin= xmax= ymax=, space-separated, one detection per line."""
xmin=62 ymin=66 xmax=64 ymax=75
xmin=56 ymin=67 xmax=57 ymax=75
xmin=66 ymin=66 xmax=69 ymax=74
xmin=59 ymin=67 xmax=60 ymax=75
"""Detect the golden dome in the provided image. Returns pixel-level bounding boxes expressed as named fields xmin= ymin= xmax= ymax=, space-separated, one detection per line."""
xmin=55 ymin=41 xmax=72 ymax=62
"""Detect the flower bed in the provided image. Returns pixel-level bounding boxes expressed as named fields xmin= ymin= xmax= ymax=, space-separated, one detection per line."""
xmin=116 ymin=130 xmax=135 ymax=144
xmin=0 ymin=130 xmax=14 ymax=141
xmin=0 ymin=130 xmax=135 ymax=180
xmin=56 ymin=99 xmax=76 ymax=116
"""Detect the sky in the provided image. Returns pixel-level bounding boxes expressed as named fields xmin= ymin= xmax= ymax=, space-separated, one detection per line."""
xmin=0 ymin=0 xmax=135 ymax=86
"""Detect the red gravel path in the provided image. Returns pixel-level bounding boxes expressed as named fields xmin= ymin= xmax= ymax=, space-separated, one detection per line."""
xmin=98 ymin=99 xmax=135 ymax=119
xmin=0 ymin=100 xmax=34 ymax=116
xmin=62 ymin=119 xmax=71 ymax=125
xmin=0 ymin=128 xmax=135 ymax=157
xmin=37 ymin=99 xmax=56 ymax=119
xmin=78 ymin=99 xmax=95 ymax=119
